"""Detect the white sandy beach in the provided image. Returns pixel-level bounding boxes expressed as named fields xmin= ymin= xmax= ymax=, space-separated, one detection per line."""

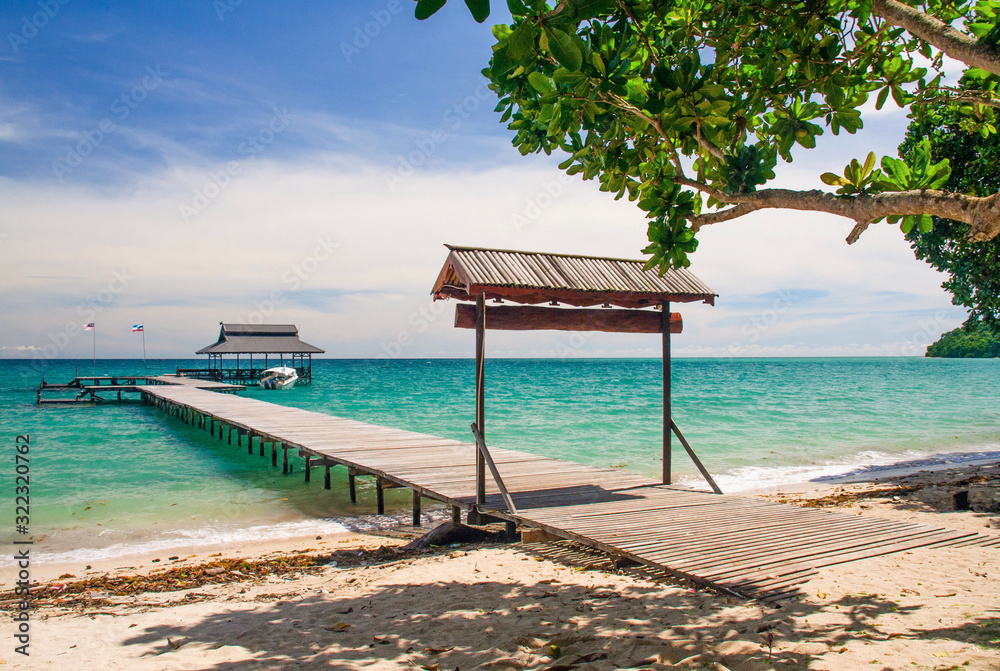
xmin=3 ymin=462 xmax=998 ymax=671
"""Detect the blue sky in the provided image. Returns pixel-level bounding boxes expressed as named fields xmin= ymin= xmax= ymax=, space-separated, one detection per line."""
xmin=0 ymin=1 xmax=968 ymax=360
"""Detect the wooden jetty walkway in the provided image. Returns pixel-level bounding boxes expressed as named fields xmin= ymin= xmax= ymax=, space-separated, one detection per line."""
xmin=36 ymin=374 xmax=242 ymax=404
xmin=139 ymin=375 xmax=1000 ymax=601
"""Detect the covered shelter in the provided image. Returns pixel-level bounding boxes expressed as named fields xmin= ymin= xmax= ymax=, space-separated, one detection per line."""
xmin=194 ymin=323 xmax=324 ymax=384
xmin=431 ymin=244 xmax=719 ymax=510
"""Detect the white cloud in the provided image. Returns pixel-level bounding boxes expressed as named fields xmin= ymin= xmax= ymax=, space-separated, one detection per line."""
xmin=0 ymin=142 xmax=964 ymax=360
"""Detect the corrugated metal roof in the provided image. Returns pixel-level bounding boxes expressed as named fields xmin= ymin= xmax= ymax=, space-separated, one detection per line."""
xmin=432 ymin=245 xmax=716 ymax=307
xmin=197 ymin=336 xmax=325 ymax=355
xmin=197 ymin=323 xmax=325 ymax=355
xmin=222 ymin=324 xmax=298 ymax=336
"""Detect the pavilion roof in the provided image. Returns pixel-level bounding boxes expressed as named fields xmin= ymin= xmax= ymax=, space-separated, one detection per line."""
xmin=196 ymin=323 xmax=325 ymax=355
xmin=431 ymin=245 xmax=717 ymax=308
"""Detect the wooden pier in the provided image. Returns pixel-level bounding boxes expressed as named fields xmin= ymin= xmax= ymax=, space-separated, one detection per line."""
xmin=36 ymin=375 xmax=243 ymax=405
xmin=138 ymin=377 xmax=1000 ymax=600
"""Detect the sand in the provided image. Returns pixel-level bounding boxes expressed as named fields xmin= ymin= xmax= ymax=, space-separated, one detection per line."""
xmin=3 ymin=464 xmax=999 ymax=670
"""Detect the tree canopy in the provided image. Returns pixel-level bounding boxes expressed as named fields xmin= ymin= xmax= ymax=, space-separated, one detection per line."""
xmin=926 ymin=322 xmax=1000 ymax=356
xmin=415 ymin=0 xmax=1000 ymax=270
xmin=900 ymin=83 xmax=1000 ymax=327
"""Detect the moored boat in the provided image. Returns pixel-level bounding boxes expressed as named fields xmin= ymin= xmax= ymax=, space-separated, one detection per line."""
xmin=259 ymin=366 xmax=298 ymax=389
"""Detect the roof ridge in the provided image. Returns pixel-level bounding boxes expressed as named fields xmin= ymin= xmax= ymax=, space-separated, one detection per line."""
xmin=445 ymin=244 xmax=655 ymax=266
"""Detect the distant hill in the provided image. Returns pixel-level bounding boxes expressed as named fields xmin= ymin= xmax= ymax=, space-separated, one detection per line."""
xmin=926 ymin=324 xmax=1000 ymax=358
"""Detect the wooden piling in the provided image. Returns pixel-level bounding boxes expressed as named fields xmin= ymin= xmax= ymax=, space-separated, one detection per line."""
xmin=412 ymin=490 xmax=421 ymax=526
xmin=324 ymin=464 xmax=331 ymax=490
xmin=451 ymin=506 xmax=461 ymax=523
xmin=271 ymin=442 xmax=278 ymax=467
xmin=282 ymin=445 xmax=289 ymax=474
xmin=662 ymin=301 xmax=672 ymax=485
xmin=304 ymin=455 xmax=311 ymax=482
xmin=376 ymin=478 xmax=385 ymax=515
xmin=348 ymin=470 xmax=357 ymax=503
xmin=475 ymin=293 xmax=486 ymax=505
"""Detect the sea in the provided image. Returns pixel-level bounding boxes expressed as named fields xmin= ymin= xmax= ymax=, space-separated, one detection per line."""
xmin=2 ymin=357 xmax=999 ymax=567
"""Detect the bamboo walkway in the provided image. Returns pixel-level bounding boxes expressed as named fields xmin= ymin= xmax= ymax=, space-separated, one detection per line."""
xmin=142 ymin=376 xmax=1000 ymax=600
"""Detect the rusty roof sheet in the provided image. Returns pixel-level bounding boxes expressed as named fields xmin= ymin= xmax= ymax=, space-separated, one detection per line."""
xmin=432 ymin=245 xmax=716 ymax=307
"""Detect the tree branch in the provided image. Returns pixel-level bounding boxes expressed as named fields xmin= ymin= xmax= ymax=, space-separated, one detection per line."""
xmin=913 ymin=86 xmax=1000 ymax=110
xmin=871 ymin=0 xmax=1000 ymax=76
xmin=676 ymin=183 xmax=1000 ymax=243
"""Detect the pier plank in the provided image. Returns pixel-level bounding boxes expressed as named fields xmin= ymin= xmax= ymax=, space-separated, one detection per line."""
xmin=138 ymin=381 xmax=1000 ymax=600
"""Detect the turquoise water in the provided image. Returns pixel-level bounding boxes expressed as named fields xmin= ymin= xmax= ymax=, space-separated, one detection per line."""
xmin=2 ymin=357 xmax=999 ymax=564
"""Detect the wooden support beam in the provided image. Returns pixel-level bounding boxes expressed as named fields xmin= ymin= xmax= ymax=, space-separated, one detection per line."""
xmin=672 ymin=420 xmax=723 ymax=495
xmin=348 ymin=471 xmax=357 ymax=503
xmin=663 ymin=301 xmax=672 ymax=485
xmin=412 ymin=490 xmax=421 ymax=526
xmin=521 ymin=527 xmax=563 ymax=544
xmin=376 ymin=478 xmax=385 ymax=515
xmin=324 ymin=464 xmax=331 ymax=490
xmin=451 ymin=505 xmax=461 ymax=523
xmin=271 ymin=442 xmax=278 ymax=467
xmin=456 ymin=304 xmax=682 ymax=334
xmin=282 ymin=445 xmax=289 ymax=474
xmin=475 ymin=293 xmax=486 ymax=506
xmin=304 ymin=455 xmax=311 ymax=482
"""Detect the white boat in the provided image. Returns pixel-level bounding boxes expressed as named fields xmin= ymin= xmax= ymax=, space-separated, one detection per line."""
xmin=259 ymin=366 xmax=298 ymax=389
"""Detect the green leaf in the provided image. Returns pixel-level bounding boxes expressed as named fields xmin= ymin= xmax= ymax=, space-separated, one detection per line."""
xmin=821 ymin=172 xmax=849 ymax=186
xmin=506 ymin=0 xmax=528 ymax=15
xmin=507 ymin=22 xmax=538 ymax=60
xmin=876 ymin=86 xmax=890 ymax=110
xmin=415 ymin=0 xmax=448 ymax=20
xmin=553 ymin=67 xmax=585 ymax=85
xmin=863 ymin=151 xmax=876 ymax=177
xmin=465 ymin=0 xmax=491 ymax=22
xmin=527 ymin=71 xmax=556 ymax=94
xmin=544 ymin=26 xmax=583 ymax=71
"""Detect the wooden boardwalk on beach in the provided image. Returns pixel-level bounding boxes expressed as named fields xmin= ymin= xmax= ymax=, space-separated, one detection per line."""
xmin=142 ymin=376 xmax=1000 ymax=600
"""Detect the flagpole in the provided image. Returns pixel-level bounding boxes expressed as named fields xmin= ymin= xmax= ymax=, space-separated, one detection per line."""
xmin=92 ymin=325 xmax=96 ymax=376
xmin=142 ymin=328 xmax=147 ymax=372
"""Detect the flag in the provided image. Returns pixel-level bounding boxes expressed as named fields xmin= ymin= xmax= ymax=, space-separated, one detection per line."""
xmin=83 ymin=323 xmax=95 ymax=330
xmin=132 ymin=324 xmax=144 ymax=332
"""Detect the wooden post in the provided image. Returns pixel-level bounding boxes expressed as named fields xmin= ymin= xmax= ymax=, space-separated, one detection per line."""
xmin=475 ymin=293 xmax=486 ymax=505
xmin=228 ymin=426 xmax=232 ymax=445
xmin=247 ymin=432 xmax=253 ymax=455
xmin=349 ymin=470 xmax=357 ymax=503
xmin=662 ymin=301 xmax=672 ymax=485
xmin=282 ymin=445 xmax=289 ymax=474
xmin=271 ymin=442 xmax=278 ymax=467
xmin=259 ymin=437 xmax=265 ymax=457
xmin=451 ymin=505 xmax=461 ymax=523
xmin=324 ymin=464 xmax=331 ymax=490
xmin=412 ymin=490 xmax=421 ymax=526
xmin=376 ymin=478 xmax=385 ymax=515
xmin=304 ymin=455 xmax=311 ymax=482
